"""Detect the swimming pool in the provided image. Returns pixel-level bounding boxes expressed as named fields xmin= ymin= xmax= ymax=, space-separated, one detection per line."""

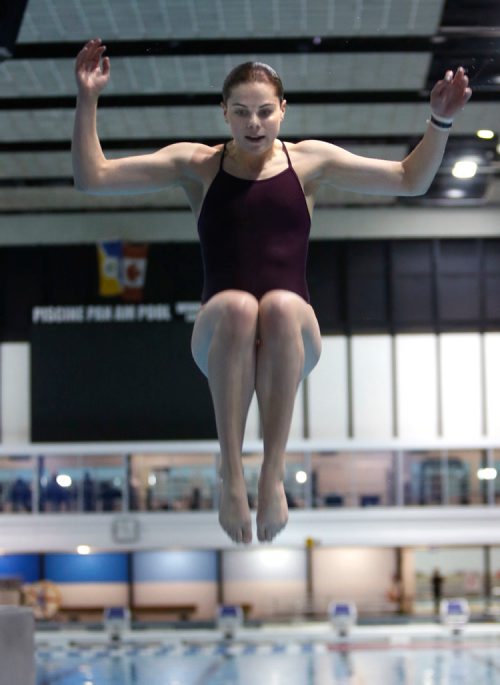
xmin=36 ymin=631 xmax=500 ymax=685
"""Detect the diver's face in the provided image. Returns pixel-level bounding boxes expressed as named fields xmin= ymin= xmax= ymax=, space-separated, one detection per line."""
xmin=223 ymin=81 xmax=286 ymax=152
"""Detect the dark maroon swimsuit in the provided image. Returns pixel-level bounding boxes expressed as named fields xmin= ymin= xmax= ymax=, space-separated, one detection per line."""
xmin=197 ymin=142 xmax=311 ymax=304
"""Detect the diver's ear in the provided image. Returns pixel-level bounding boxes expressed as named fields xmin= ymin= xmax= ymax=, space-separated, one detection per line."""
xmin=280 ymin=99 xmax=287 ymax=120
xmin=221 ymin=101 xmax=228 ymax=123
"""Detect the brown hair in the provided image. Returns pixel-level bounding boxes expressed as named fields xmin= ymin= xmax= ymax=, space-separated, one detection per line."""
xmin=222 ymin=62 xmax=284 ymax=103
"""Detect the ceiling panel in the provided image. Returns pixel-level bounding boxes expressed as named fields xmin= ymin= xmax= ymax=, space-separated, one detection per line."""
xmin=2 ymin=102 xmax=496 ymax=143
xmin=18 ymin=0 xmax=445 ymax=43
xmin=0 ymin=144 xmax=408 ymax=179
xmin=0 ymin=52 xmax=432 ymax=97
xmin=0 ymin=0 xmax=498 ymax=220
xmin=0 ymin=186 xmax=187 ymax=211
xmin=0 ymin=182 xmax=395 ymax=211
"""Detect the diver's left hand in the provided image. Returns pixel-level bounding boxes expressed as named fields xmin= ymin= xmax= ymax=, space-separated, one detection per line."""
xmin=430 ymin=66 xmax=472 ymax=119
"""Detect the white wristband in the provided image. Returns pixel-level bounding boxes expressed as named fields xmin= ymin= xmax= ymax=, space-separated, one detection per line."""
xmin=430 ymin=111 xmax=454 ymax=125
xmin=427 ymin=113 xmax=453 ymax=131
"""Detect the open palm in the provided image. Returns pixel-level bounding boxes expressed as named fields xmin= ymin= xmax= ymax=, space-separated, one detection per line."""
xmin=430 ymin=67 xmax=472 ymax=119
xmin=75 ymin=39 xmax=110 ymax=97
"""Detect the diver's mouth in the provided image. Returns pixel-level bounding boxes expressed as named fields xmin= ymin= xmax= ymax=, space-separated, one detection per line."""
xmin=245 ymin=135 xmax=265 ymax=143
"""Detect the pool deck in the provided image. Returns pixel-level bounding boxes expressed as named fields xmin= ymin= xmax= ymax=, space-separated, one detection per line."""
xmin=35 ymin=620 xmax=500 ymax=651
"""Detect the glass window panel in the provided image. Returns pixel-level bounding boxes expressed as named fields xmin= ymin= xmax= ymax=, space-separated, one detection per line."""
xmin=39 ymin=454 xmax=124 ymax=513
xmin=311 ymin=451 xmax=395 ymax=508
xmin=404 ymin=451 xmax=445 ymax=505
xmin=0 ymin=455 xmax=35 ymax=513
xmin=404 ymin=450 xmax=486 ymax=506
xmin=413 ymin=546 xmax=486 ymax=616
xmin=446 ymin=450 xmax=486 ymax=505
xmin=130 ymin=453 xmax=217 ymax=511
xmin=493 ymin=450 xmax=500 ymax=504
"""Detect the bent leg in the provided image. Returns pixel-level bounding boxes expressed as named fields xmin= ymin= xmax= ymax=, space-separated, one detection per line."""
xmin=255 ymin=291 xmax=321 ymax=542
xmin=191 ymin=290 xmax=259 ymax=543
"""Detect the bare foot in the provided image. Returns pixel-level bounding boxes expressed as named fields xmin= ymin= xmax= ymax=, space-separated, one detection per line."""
xmin=256 ymin=475 xmax=288 ymax=542
xmin=219 ymin=478 xmax=252 ymax=544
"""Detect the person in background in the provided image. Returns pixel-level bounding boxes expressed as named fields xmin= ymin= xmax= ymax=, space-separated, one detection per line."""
xmin=431 ymin=567 xmax=445 ymax=615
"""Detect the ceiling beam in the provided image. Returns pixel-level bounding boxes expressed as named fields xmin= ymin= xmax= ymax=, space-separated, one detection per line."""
xmin=10 ymin=34 xmax=500 ymax=59
xmin=0 ymin=89 xmax=498 ymax=112
xmin=1 ymin=134 xmax=486 ymax=153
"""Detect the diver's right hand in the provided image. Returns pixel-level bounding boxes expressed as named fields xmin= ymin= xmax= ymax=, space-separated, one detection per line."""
xmin=75 ymin=38 xmax=110 ymax=98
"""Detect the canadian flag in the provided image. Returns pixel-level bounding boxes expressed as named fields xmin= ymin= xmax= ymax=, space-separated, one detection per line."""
xmin=122 ymin=243 xmax=149 ymax=302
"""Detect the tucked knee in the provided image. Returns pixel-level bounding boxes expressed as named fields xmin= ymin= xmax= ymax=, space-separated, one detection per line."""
xmin=215 ymin=292 xmax=259 ymax=342
xmin=258 ymin=292 xmax=300 ymax=339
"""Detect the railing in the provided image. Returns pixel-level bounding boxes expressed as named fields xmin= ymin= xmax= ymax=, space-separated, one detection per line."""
xmin=0 ymin=438 xmax=498 ymax=515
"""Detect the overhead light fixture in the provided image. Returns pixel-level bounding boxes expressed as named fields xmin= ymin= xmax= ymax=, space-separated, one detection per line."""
xmin=476 ymin=129 xmax=495 ymax=140
xmin=452 ymin=160 xmax=478 ymax=179
xmin=445 ymin=188 xmax=467 ymax=199
xmin=477 ymin=467 xmax=497 ymax=481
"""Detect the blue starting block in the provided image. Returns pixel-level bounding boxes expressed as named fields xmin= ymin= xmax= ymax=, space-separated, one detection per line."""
xmin=216 ymin=605 xmax=243 ymax=640
xmin=103 ymin=607 xmax=131 ymax=642
xmin=328 ymin=601 xmax=357 ymax=637
xmin=440 ymin=598 xmax=470 ymax=634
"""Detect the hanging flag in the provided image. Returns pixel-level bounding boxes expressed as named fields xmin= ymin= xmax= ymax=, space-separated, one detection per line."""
xmin=122 ymin=243 xmax=149 ymax=302
xmin=97 ymin=240 xmax=123 ymax=297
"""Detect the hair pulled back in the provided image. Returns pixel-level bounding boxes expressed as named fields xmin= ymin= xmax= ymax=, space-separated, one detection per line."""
xmin=222 ymin=62 xmax=284 ymax=103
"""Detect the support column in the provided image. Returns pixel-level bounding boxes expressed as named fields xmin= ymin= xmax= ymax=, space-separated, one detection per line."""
xmin=0 ymin=606 xmax=35 ymax=685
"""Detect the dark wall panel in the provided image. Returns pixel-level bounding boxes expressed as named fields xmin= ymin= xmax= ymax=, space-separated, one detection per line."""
xmin=31 ymin=320 xmax=216 ymax=442
xmin=307 ymin=241 xmax=346 ymax=332
xmin=346 ymin=242 xmax=389 ymax=330
xmin=2 ymin=238 xmax=500 ymax=344
xmin=391 ymin=241 xmax=435 ymax=330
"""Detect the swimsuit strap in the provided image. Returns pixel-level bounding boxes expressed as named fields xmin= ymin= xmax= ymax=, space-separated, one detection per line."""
xmin=219 ymin=143 xmax=227 ymax=171
xmin=281 ymin=141 xmax=292 ymax=168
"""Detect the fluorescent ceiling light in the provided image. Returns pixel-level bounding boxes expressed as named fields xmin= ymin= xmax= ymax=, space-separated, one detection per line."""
xmin=445 ymin=188 xmax=467 ymax=199
xmin=476 ymin=129 xmax=495 ymax=140
xmin=452 ymin=160 xmax=478 ymax=179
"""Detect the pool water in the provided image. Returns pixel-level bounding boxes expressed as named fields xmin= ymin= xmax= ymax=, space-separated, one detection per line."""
xmin=36 ymin=639 xmax=500 ymax=685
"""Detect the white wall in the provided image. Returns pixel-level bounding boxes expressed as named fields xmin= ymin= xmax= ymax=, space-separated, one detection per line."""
xmin=484 ymin=334 xmax=500 ymax=438
xmin=55 ymin=583 xmax=128 ymax=608
xmin=222 ymin=548 xmax=306 ymax=618
xmin=0 ymin=344 xmax=30 ymax=443
xmin=312 ymin=547 xmax=396 ymax=613
xmin=351 ymin=335 xmax=393 ymax=439
xmin=0 ymin=508 xmax=499 ymax=552
xmin=1 ymin=207 xmax=500 ymax=245
xmin=306 ymin=331 xmax=492 ymax=442
xmin=308 ymin=336 xmax=348 ymax=439
xmin=395 ymin=334 xmax=438 ymax=438
xmin=133 ymin=581 xmax=217 ymax=619
xmin=440 ymin=334 xmax=482 ymax=438
xmin=2 ymin=332 xmax=498 ymax=445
